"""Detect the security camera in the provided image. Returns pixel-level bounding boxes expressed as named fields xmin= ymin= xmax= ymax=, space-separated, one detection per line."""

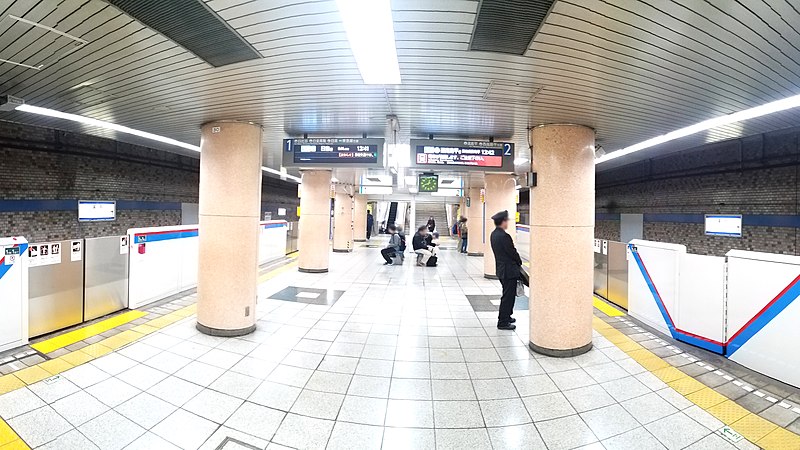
xmin=594 ymin=145 xmax=606 ymax=158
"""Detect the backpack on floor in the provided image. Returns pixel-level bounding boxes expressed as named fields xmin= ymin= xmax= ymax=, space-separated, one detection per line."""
xmin=426 ymin=255 xmax=438 ymax=267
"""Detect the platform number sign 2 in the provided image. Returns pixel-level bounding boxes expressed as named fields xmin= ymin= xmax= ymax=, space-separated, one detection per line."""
xmin=503 ymin=143 xmax=512 ymax=156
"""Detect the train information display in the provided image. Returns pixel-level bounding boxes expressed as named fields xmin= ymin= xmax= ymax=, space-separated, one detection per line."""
xmin=410 ymin=139 xmax=514 ymax=172
xmin=282 ymin=138 xmax=385 ymax=168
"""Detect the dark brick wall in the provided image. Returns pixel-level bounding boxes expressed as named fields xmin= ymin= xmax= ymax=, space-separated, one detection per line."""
xmin=0 ymin=120 xmax=299 ymax=242
xmin=596 ymin=126 xmax=800 ymax=256
xmin=595 ymin=220 xmax=621 ymax=242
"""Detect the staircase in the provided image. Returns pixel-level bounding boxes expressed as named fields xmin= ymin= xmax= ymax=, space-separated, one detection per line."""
xmin=415 ymin=202 xmax=451 ymax=236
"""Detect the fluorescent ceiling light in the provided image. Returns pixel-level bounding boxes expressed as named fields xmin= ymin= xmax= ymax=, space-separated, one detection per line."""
xmin=262 ymin=166 xmax=301 ymax=183
xmin=595 ymin=93 xmax=800 ymax=165
xmin=336 ymin=0 xmax=401 ymax=85
xmin=16 ymin=104 xmax=201 ymax=152
xmin=16 ymin=104 xmax=303 ymax=184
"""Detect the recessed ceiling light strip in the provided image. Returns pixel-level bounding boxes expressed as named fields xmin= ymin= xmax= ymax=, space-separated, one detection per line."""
xmin=595 ymin=93 xmax=800 ymax=164
xmin=336 ymin=0 xmax=401 ymax=85
xmin=16 ymin=104 xmax=300 ymax=183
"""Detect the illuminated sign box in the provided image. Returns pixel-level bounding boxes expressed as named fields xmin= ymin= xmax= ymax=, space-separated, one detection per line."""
xmin=409 ymin=139 xmax=514 ymax=172
xmin=282 ymin=138 xmax=385 ymax=168
xmin=78 ymin=200 xmax=116 ymax=222
xmin=705 ymin=214 xmax=742 ymax=237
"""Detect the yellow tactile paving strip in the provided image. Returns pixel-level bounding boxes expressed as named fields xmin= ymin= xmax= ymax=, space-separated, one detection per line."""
xmin=257 ymin=254 xmax=298 ymax=283
xmin=3 ymin=255 xmax=296 ymax=397
xmin=0 ymin=418 xmax=26 ymax=450
xmin=592 ymin=315 xmax=800 ymax=449
xmin=2 ymin=257 xmax=794 ymax=450
xmin=0 ymin=303 xmax=196 ymax=397
xmin=30 ymin=310 xmax=148 ymax=354
xmin=592 ymin=295 xmax=625 ymax=317
xmin=0 ymin=256 xmax=299 ymax=449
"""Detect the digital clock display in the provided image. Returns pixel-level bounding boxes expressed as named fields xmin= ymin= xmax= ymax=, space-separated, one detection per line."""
xmin=283 ymin=138 xmax=385 ymax=168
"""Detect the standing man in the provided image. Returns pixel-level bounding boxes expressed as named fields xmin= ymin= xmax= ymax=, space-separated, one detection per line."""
xmin=490 ymin=210 xmax=522 ymax=330
xmin=457 ymin=217 xmax=468 ymax=253
xmin=366 ymin=210 xmax=374 ymax=240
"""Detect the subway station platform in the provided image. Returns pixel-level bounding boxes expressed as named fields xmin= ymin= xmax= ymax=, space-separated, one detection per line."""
xmin=1 ymin=242 xmax=798 ymax=450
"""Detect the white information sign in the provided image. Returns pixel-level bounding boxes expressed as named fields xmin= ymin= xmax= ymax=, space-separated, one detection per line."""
xmin=70 ymin=240 xmax=82 ymax=262
xmin=705 ymin=215 xmax=742 ymax=237
xmin=78 ymin=200 xmax=116 ymax=222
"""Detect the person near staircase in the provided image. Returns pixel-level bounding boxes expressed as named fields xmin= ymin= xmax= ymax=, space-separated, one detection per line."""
xmin=381 ymin=225 xmax=402 ymax=265
xmin=413 ymin=225 xmax=438 ymax=266
xmin=457 ymin=216 xmax=468 ymax=253
xmin=427 ymin=216 xmax=436 ymax=233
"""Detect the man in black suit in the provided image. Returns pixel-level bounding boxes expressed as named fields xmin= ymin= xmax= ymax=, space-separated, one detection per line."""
xmin=490 ymin=210 xmax=522 ymax=330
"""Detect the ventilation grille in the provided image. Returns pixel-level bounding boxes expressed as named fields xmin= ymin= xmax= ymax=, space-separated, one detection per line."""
xmin=106 ymin=0 xmax=261 ymax=67
xmin=469 ymin=0 xmax=555 ymax=55
xmin=484 ymin=80 xmax=542 ymax=104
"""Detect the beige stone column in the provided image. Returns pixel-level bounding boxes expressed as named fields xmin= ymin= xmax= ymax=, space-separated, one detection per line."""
xmin=529 ymin=124 xmax=595 ymax=356
xmin=332 ymin=191 xmax=354 ymax=252
xmin=466 ymin=187 xmax=484 ymax=256
xmin=483 ymin=174 xmax=517 ymax=278
xmin=353 ymin=194 xmax=367 ymax=242
xmin=298 ymin=170 xmax=332 ymax=272
xmin=197 ymin=121 xmax=262 ymax=336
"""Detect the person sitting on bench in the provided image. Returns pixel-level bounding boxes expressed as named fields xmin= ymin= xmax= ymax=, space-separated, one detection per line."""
xmin=381 ymin=225 xmax=402 ymax=265
xmin=412 ymin=225 xmax=438 ymax=266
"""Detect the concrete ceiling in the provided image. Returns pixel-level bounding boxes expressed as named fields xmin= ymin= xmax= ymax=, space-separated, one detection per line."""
xmin=1 ymin=0 xmax=800 ymax=179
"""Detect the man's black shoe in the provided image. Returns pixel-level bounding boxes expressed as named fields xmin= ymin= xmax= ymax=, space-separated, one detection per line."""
xmin=497 ymin=323 xmax=516 ymax=330
xmin=509 ymin=317 xmax=516 ymax=323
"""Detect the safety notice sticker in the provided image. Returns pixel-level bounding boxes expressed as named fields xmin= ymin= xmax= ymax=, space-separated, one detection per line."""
xmin=120 ymin=236 xmax=129 ymax=255
xmin=71 ymin=240 xmax=82 ymax=262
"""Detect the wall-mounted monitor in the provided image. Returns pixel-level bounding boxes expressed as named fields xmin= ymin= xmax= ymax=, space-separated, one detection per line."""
xmin=705 ymin=214 xmax=742 ymax=237
xmin=418 ymin=174 xmax=439 ymax=192
xmin=409 ymin=139 xmax=515 ymax=172
xmin=282 ymin=138 xmax=385 ymax=168
xmin=78 ymin=200 xmax=116 ymax=222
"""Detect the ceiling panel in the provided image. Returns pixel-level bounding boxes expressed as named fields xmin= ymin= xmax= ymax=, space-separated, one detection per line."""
xmin=0 ymin=0 xmax=798 ymax=180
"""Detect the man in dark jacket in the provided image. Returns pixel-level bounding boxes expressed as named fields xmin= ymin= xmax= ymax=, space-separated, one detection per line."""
xmin=490 ymin=210 xmax=522 ymax=330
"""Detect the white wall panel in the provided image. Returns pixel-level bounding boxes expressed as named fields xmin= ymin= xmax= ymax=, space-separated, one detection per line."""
xmin=128 ymin=222 xmax=288 ymax=309
xmin=0 ymin=237 xmax=28 ymax=352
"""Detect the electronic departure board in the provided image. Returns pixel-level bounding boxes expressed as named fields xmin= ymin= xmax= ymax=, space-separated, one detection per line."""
xmin=409 ymin=139 xmax=514 ymax=172
xmin=282 ymin=138 xmax=385 ymax=168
